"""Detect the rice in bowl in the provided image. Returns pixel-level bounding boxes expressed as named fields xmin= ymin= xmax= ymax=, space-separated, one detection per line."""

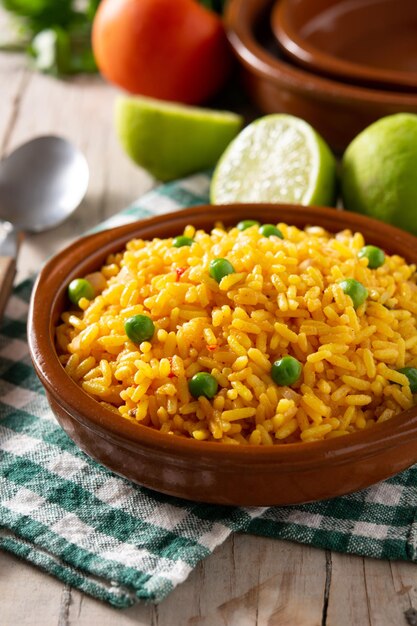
xmin=55 ymin=220 xmax=417 ymax=445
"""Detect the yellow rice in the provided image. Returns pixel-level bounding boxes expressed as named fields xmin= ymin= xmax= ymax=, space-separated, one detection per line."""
xmin=56 ymin=221 xmax=417 ymax=445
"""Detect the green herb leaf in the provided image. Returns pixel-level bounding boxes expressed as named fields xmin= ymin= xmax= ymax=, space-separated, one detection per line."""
xmin=0 ymin=0 xmax=101 ymax=74
xmin=1 ymin=0 xmax=74 ymax=30
xmin=86 ymin=0 xmax=101 ymax=21
xmin=30 ymin=26 xmax=71 ymax=75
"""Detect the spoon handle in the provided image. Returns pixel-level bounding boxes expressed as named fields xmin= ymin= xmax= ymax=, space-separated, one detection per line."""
xmin=0 ymin=255 xmax=16 ymax=320
xmin=0 ymin=224 xmax=20 ymax=321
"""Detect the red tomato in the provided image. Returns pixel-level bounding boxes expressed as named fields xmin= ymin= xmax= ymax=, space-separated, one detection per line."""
xmin=92 ymin=0 xmax=233 ymax=105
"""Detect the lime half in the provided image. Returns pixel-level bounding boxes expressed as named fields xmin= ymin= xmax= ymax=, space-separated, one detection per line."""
xmin=115 ymin=95 xmax=243 ymax=182
xmin=210 ymin=114 xmax=337 ymax=206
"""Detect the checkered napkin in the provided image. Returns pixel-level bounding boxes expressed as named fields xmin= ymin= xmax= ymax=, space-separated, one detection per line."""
xmin=1 ymin=173 xmax=417 ymax=608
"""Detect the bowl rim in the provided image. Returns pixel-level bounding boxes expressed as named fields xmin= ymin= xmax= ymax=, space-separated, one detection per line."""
xmin=270 ymin=0 xmax=417 ymax=91
xmin=224 ymin=0 xmax=417 ymax=105
xmin=28 ymin=202 xmax=417 ymax=468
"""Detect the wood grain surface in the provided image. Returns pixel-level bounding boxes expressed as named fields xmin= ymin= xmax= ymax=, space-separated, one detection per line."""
xmin=1 ymin=10 xmax=417 ymax=625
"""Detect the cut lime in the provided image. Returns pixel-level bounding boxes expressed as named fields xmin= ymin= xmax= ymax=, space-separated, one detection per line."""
xmin=342 ymin=113 xmax=417 ymax=235
xmin=210 ymin=114 xmax=337 ymax=206
xmin=115 ymin=95 xmax=243 ymax=182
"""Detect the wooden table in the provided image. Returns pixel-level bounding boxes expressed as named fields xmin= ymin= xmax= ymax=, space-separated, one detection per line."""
xmin=1 ymin=31 xmax=417 ymax=626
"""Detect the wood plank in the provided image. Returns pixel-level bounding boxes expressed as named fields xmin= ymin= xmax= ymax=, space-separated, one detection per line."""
xmin=326 ymin=553 xmax=371 ymax=626
xmin=0 ymin=549 xmax=65 ymax=625
xmin=1 ymin=55 xmax=154 ymax=284
xmin=389 ymin=560 xmax=417 ymax=624
xmin=326 ymin=552 xmax=417 ymax=626
xmin=0 ymin=54 xmax=29 ymax=157
xmin=363 ymin=558 xmax=412 ymax=625
xmin=68 ymin=535 xmax=327 ymax=626
xmin=0 ymin=45 xmax=29 ymax=158
xmin=160 ymin=534 xmax=326 ymax=625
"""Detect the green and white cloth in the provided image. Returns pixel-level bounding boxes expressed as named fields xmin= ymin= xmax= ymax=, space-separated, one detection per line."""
xmin=1 ymin=173 xmax=417 ymax=608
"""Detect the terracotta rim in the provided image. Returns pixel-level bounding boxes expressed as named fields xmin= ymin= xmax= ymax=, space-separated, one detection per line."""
xmin=271 ymin=0 xmax=417 ymax=91
xmin=28 ymin=203 xmax=417 ymax=469
xmin=224 ymin=0 xmax=417 ymax=105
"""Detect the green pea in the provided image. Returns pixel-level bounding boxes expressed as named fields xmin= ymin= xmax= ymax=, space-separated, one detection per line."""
xmin=237 ymin=220 xmax=260 ymax=231
xmin=188 ymin=372 xmax=218 ymax=399
xmin=271 ymin=356 xmax=302 ymax=386
xmin=358 ymin=245 xmax=385 ymax=269
xmin=259 ymin=224 xmax=283 ymax=239
xmin=397 ymin=367 xmax=417 ymax=393
xmin=339 ymin=278 xmax=368 ymax=309
xmin=124 ymin=314 xmax=155 ymax=344
xmin=209 ymin=258 xmax=235 ymax=283
xmin=68 ymin=278 xmax=95 ymax=306
xmin=172 ymin=235 xmax=193 ymax=248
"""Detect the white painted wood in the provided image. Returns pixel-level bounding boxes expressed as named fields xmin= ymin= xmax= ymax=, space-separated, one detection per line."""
xmin=392 ymin=559 xmax=417 ymax=610
xmin=326 ymin=552 xmax=417 ymax=626
xmin=4 ymin=68 xmax=154 ymax=283
xmin=185 ymin=534 xmax=327 ymax=626
xmin=362 ymin=558 xmax=411 ymax=625
xmin=0 ymin=54 xmax=29 ymax=155
xmin=33 ymin=535 xmax=327 ymax=626
xmin=0 ymin=549 xmax=65 ymax=625
xmin=326 ymin=553 xmax=371 ymax=626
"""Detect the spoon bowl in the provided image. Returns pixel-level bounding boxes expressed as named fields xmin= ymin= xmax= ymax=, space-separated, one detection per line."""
xmin=0 ymin=135 xmax=89 ymax=318
xmin=0 ymin=135 xmax=89 ymax=232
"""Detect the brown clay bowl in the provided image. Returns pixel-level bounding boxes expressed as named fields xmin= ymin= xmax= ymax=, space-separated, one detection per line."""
xmin=225 ymin=0 xmax=417 ymax=153
xmin=271 ymin=0 xmax=417 ymax=91
xmin=28 ymin=204 xmax=417 ymax=506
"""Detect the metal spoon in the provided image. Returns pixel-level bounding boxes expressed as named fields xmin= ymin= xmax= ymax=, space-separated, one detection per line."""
xmin=0 ymin=135 xmax=89 ymax=318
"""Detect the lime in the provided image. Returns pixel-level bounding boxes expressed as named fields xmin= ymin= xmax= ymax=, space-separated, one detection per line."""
xmin=115 ymin=95 xmax=243 ymax=182
xmin=341 ymin=113 xmax=417 ymax=235
xmin=210 ymin=114 xmax=337 ymax=206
